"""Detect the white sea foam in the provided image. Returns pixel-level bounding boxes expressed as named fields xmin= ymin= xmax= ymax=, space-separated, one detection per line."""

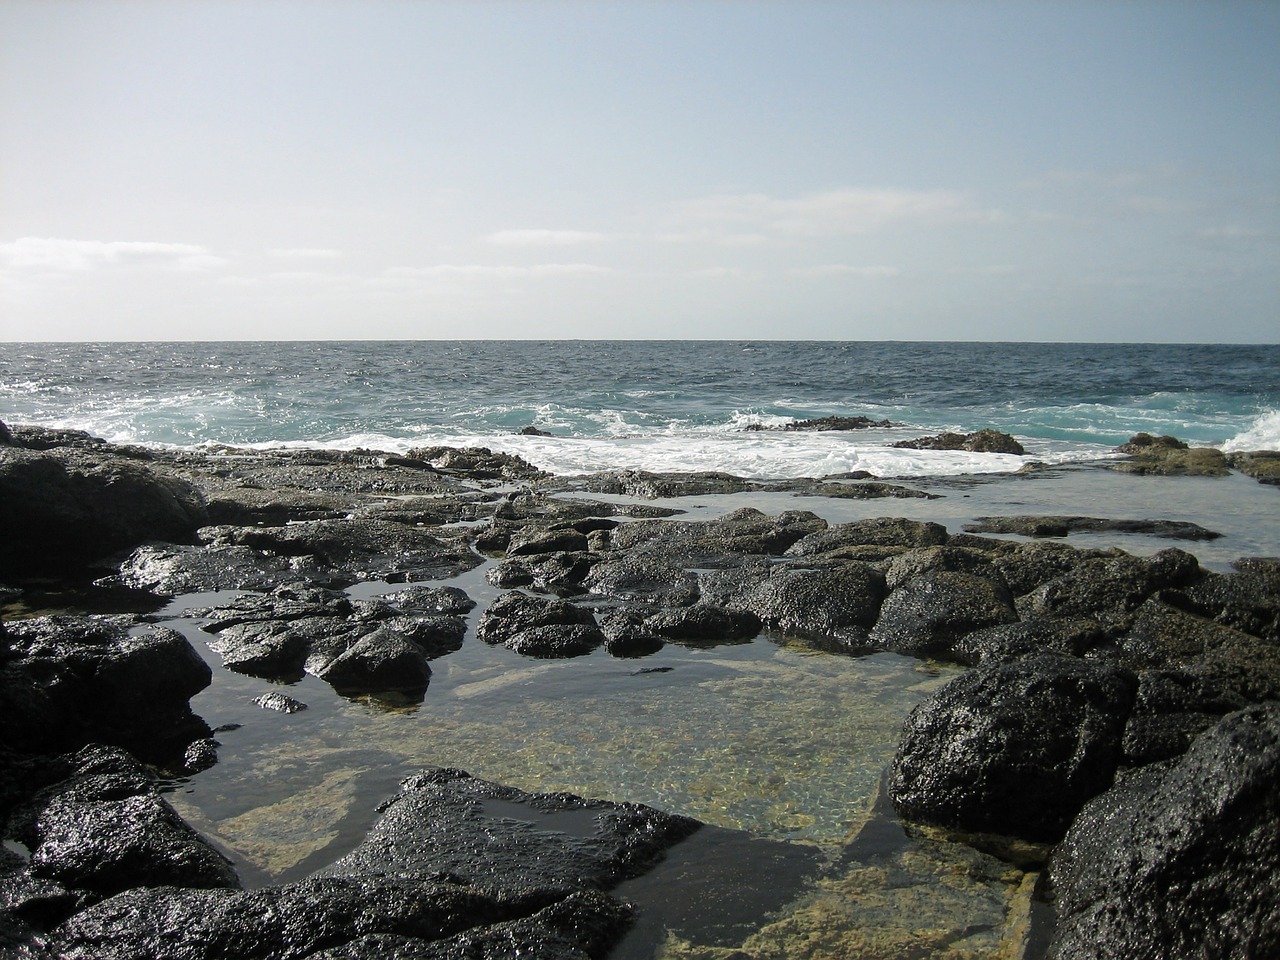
xmin=1223 ymin=409 xmax=1280 ymax=453
xmin=232 ymin=429 xmax=1111 ymax=481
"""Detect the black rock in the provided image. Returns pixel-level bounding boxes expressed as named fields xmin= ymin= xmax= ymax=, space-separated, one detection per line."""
xmin=869 ymin=571 xmax=1019 ymax=659
xmin=253 ymin=692 xmax=308 ymax=713
xmin=639 ymin=602 xmax=761 ymax=646
xmin=0 ymin=447 xmax=208 ymax=576
xmin=1049 ymin=704 xmax=1280 ymax=960
xmin=784 ymin=517 xmax=948 ymax=557
xmin=5 ymin=745 xmax=239 ymax=896
xmin=476 ymin=592 xmax=604 ymax=658
xmin=745 ymin=562 xmax=886 ymax=648
xmin=952 ymin=617 xmax=1111 ymax=667
xmin=0 ymin=616 xmax=211 ymax=763
xmin=888 ymin=654 xmax=1137 ymax=843
xmin=892 ymin=430 xmax=1025 ymax=455
xmin=964 ymin=515 xmax=1222 ymax=541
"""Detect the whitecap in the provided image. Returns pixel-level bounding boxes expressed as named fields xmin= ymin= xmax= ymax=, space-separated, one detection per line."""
xmin=1223 ymin=409 xmax=1280 ymax=453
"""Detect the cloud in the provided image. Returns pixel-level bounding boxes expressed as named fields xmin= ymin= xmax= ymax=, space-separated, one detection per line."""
xmin=266 ymin=247 xmax=343 ymax=259
xmin=790 ymin=264 xmax=901 ymax=278
xmin=0 ymin=237 xmax=227 ymax=272
xmin=384 ymin=263 xmax=615 ymax=280
xmin=485 ymin=229 xmax=608 ymax=246
xmin=665 ymin=188 xmax=989 ymax=242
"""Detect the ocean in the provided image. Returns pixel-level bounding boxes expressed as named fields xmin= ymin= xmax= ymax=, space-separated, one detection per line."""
xmin=2 ymin=340 xmax=1278 ymax=479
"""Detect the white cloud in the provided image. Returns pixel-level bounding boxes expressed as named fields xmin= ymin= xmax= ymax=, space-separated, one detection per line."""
xmin=790 ymin=264 xmax=901 ymax=278
xmin=384 ymin=263 xmax=615 ymax=280
xmin=0 ymin=237 xmax=228 ymax=272
xmin=485 ymin=229 xmax=608 ymax=246
xmin=665 ymin=188 xmax=989 ymax=242
xmin=266 ymin=247 xmax=343 ymax=259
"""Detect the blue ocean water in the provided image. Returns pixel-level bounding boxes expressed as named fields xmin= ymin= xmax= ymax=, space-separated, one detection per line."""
xmin=2 ymin=341 xmax=1277 ymax=479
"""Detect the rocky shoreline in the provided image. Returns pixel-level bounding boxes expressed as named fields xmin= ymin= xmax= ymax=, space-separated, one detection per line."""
xmin=1 ymin=421 xmax=1278 ymax=959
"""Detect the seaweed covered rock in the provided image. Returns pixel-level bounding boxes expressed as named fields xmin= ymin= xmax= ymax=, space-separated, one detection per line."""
xmin=1049 ymin=704 xmax=1280 ymax=960
xmin=0 ymin=446 xmax=207 ymax=576
xmin=892 ymin=430 xmax=1025 ymax=455
xmin=1112 ymin=433 xmax=1230 ymax=477
xmin=0 ymin=616 xmax=211 ymax=763
xmin=888 ymin=654 xmax=1137 ymax=843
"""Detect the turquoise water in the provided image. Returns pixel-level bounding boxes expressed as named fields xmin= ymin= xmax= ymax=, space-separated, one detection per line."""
xmin=3 ymin=342 xmax=1276 ymax=463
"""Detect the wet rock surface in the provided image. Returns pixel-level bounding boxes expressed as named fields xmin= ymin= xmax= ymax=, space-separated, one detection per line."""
xmin=964 ymin=514 xmax=1222 ymax=541
xmin=2 ymin=433 xmax=1278 ymax=958
xmin=889 ymin=654 xmax=1137 ymax=843
xmin=1048 ymin=704 xmax=1280 ymax=960
xmin=893 ymin=429 xmax=1026 ymax=455
xmin=0 ymin=616 xmax=212 ymax=763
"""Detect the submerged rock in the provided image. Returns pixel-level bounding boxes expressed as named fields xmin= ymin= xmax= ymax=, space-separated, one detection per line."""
xmin=964 ymin=515 xmax=1222 ymax=541
xmin=744 ymin=562 xmax=885 ymax=648
xmin=888 ymin=654 xmax=1137 ymax=843
xmin=1049 ymin=704 xmax=1280 ymax=960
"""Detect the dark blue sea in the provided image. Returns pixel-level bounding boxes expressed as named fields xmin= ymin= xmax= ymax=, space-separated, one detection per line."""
xmin=3 ymin=341 xmax=1276 ymax=479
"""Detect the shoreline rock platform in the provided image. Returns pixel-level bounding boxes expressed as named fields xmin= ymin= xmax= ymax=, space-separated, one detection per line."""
xmin=2 ymin=421 xmax=1278 ymax=958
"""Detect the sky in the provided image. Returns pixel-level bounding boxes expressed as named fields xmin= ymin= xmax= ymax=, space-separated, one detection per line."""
xmin=1 ymin=1 xmax=1277 ymax=342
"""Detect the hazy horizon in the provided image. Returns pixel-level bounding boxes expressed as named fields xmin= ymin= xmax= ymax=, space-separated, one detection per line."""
xmin=2 ymin=1 xmax=1277 ymax=344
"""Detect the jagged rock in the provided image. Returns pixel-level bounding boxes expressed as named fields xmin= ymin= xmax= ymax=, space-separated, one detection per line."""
xmin=952 ymin=617 xmax=1111 ymax=667
xmin=781 ymin=416 xmax=892 ymax=431
xmin=475 ymin=592 xmax=604 ymax=658
xmin=5 ymin=745 xmax=238 ymax=896
xmin=197 ymin=583 xmax=471 ymax=693
xmin=1016 ymin=548 xmax=1202 ymax=631
xmin=639 ymin=602 xmax=760 ymax=646
xmin=598 ymin=610 xmax=667 ymax=658
xmin=1172 ymin=563 xmax=1280 ymax=644
xmin=109 ymin=542 xmax=322 ymax=596
xmin=199 ymin=518 xmax=480 ymax=585
xmin=253 ymin=692 xmax=308 ymax=713
xmin=1112 ymin=433 xmax=1230 ymax=476
xmin=582 ymin=554 xmax=701 ymax=605
xmin=0 ymin=616 xmax=211 ymax=763
xmin=561 ymin=470 xmax=756 ymax=499
xmin=489 ymin=552 xmax=597 ymax=596
xmin=784 ymin=518 xmax=948 ymax=558
xmin=1120 ymin=667 xmax=1250 ymax=765
xmin=0 ymin=446 xmax=208 ymax=575
xmin=1229 ymin=450 xmax=1280 ymax=485
xmin=744 ymin=563 xmax=886 ymax=647
xmin=506 ymin=525 xmax=591 ymax=557
xmin=892 ymin=430 xmax=1025 ymax=455
xmin=309 ymin=626 xmax=432 ymax=697
xmin=407 ymin=445 xmax=547 ymax=481
xmin=881 ymin=545 xmax=1007 ymax=591
xmin=869 ymin=571 xmax=1019 ymax=659
xmin=888 ymin=654 xmax=1137 ymax=843
xmin=1049 ymin=704 xmax=1280 ymax=960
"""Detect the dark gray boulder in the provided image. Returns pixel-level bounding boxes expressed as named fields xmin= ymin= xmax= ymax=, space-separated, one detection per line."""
xmin=1048 ymin=704 xmax=1280 ymax=960
xmin=1173 ymin=562 xmax=1280 ymax=644
xmin=506 ymin=525 xmax=591 ymax=557
xmin=309 ymin=626 xmax=432 ymax=698
xmin=197 ymin=583 xmax=472 ymax=693
xmin=476 ymin=592 xmax=604 ymax=658
xmin=869 ymin=571 xmax=1019 ymax=659
xmin=744 ymin=562 xmax=886 ymax=648
xmin=5 ymin=745 xmax=239 ymax=896
xmin=638 ymin=602 xmax=760 ymax=646
xmin=892 ymin=429 xmax=1025 ymax=455
xmin=784 ymin=517 xmax=948 ymax=558
xmin=582 ymin=554 xmax=701 ymax=605
xmin=200 ymin=518 xmax=480 ymax=585
xmin=108 ymin=542 xmax=311 ymax=595
xmin=0 ymin=616 xmax=211 ymax=763
xmin=319 ymin=766 xmax=700 ymax=892
xmin=0 ymin=447 xmax=208 ymax=575
xmin=1016 ymin=548 xmax=1202 ymax=631
xmin=952 ymin=617 xmax=1111 ymax=667
xmin=1120 ymin=667 xmax=1250 ymax=765
xmin=964 ymin=515 xmax=1222 ymax=541
xmin=888 ymin=654 xmax=1137 ymax=843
